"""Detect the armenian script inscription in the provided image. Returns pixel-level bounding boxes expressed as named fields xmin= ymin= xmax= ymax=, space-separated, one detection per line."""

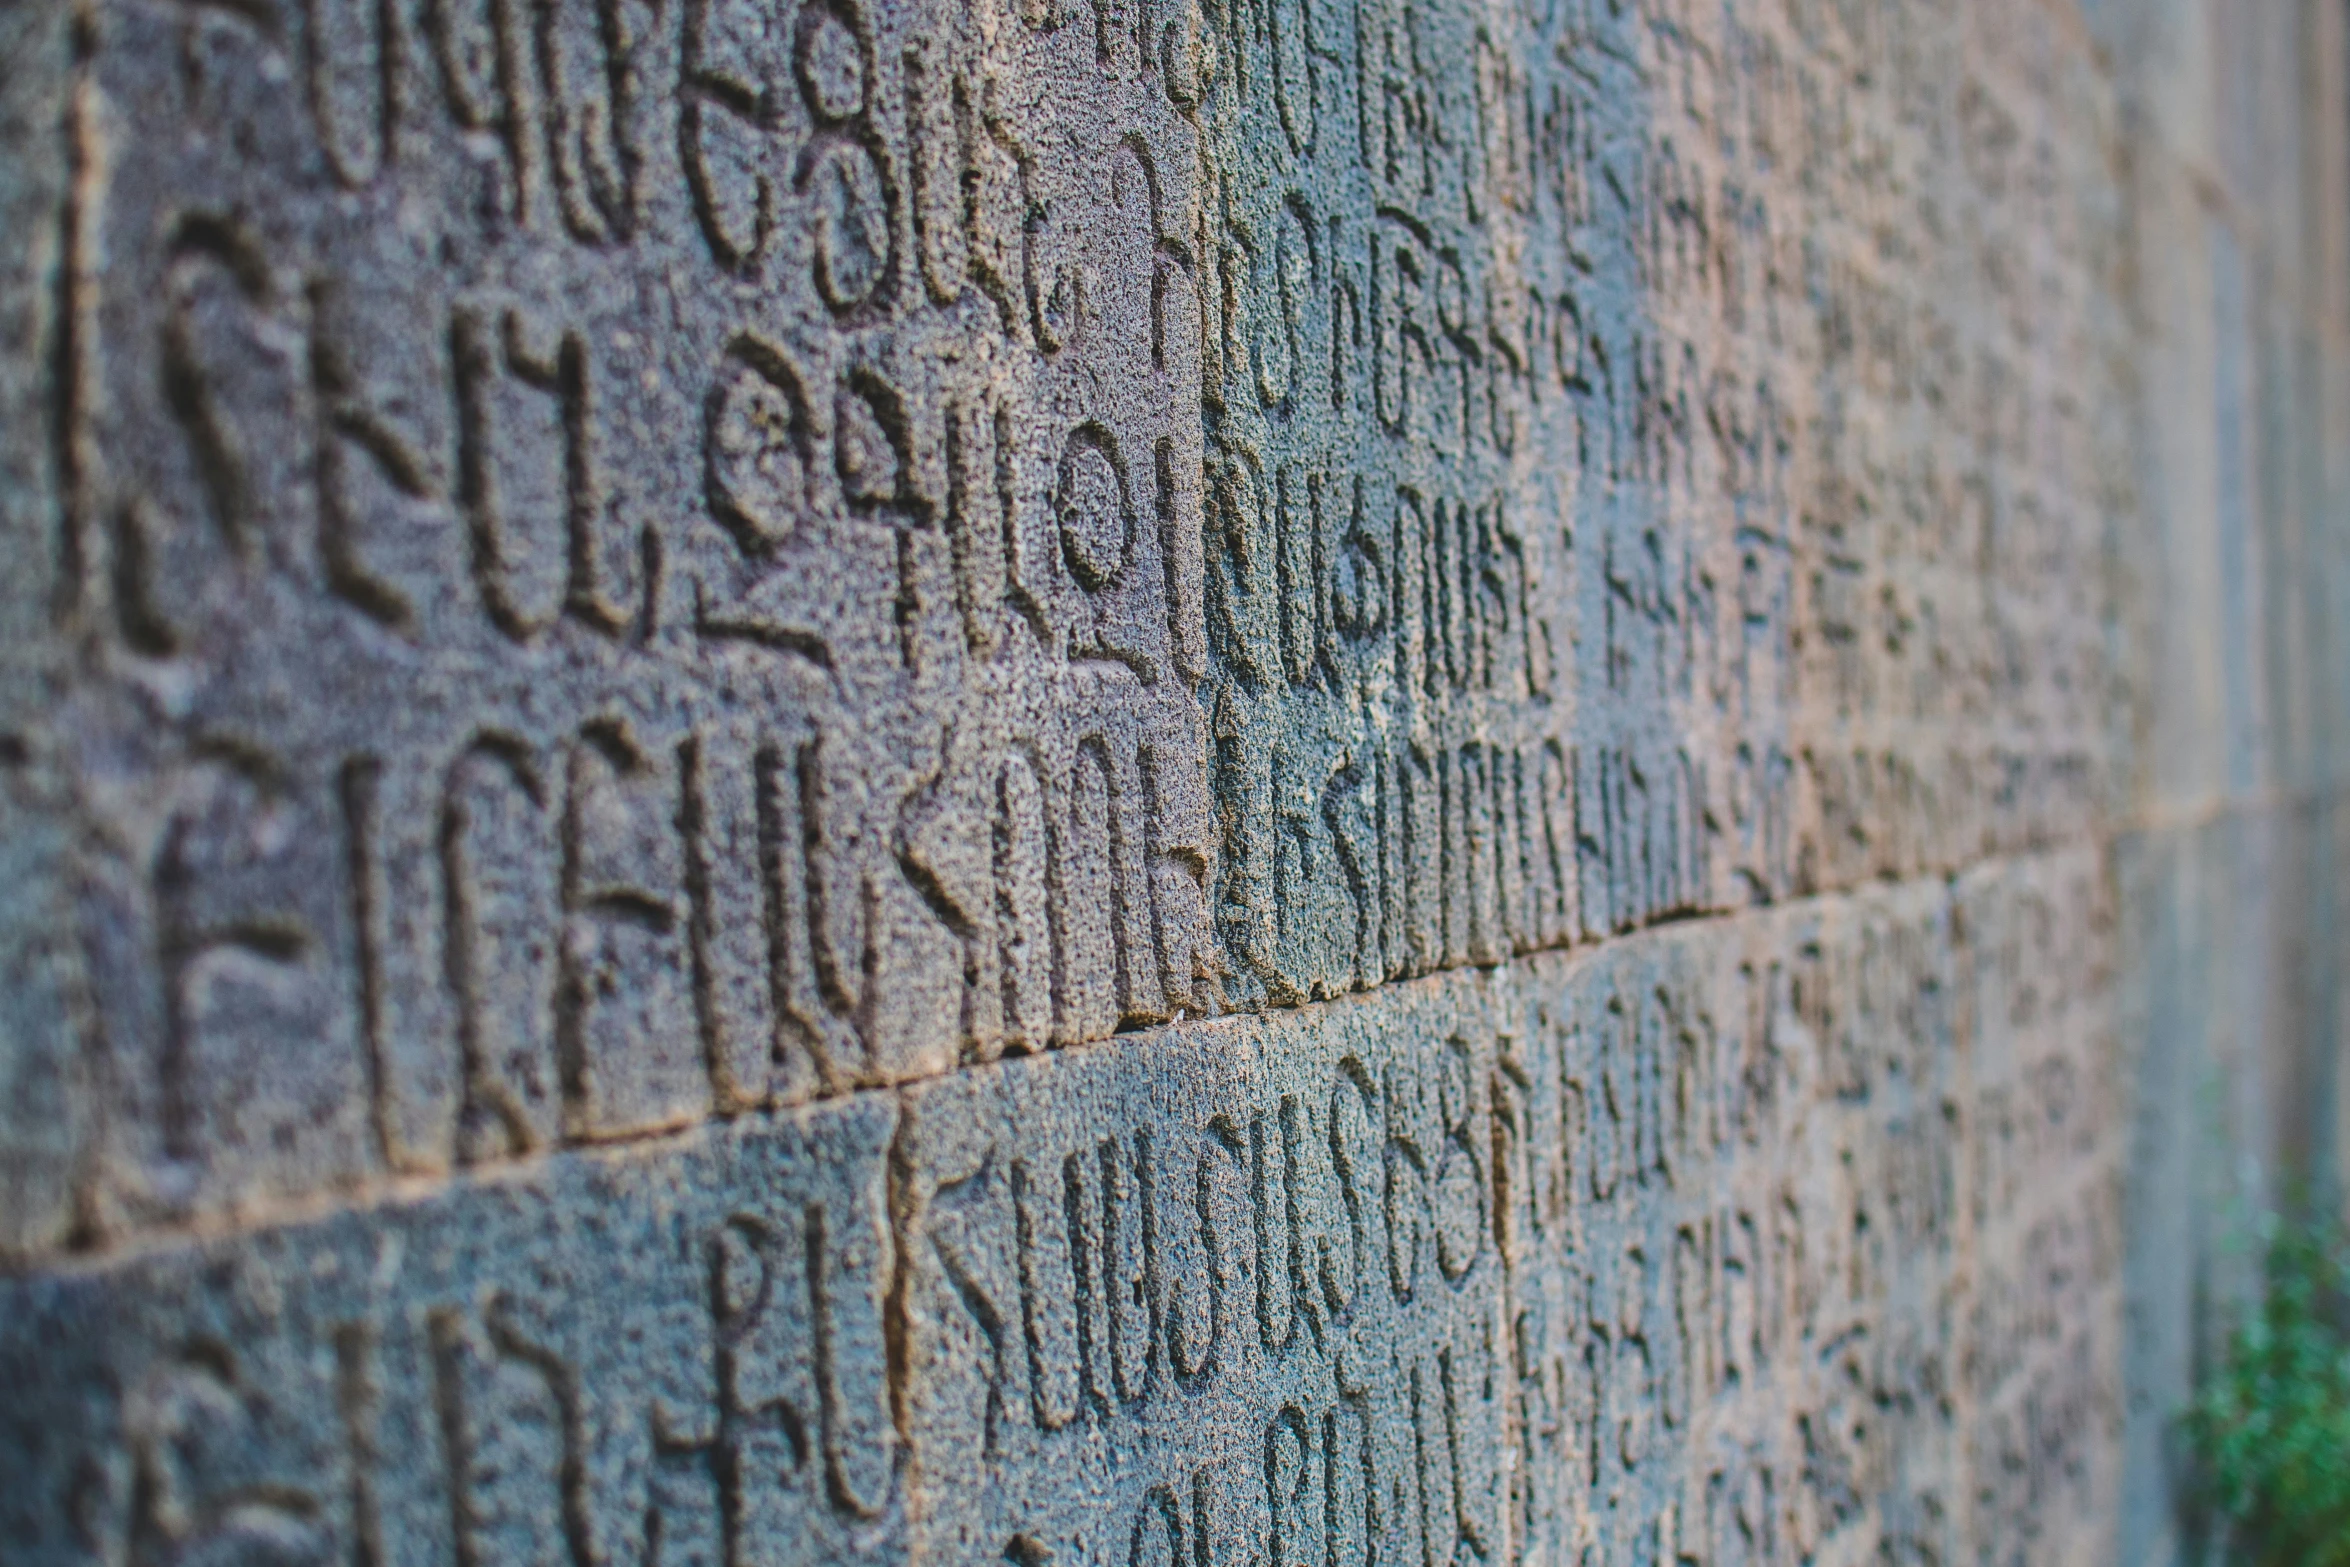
xmin=0 ymin=0 xmax=2133 ymax=1558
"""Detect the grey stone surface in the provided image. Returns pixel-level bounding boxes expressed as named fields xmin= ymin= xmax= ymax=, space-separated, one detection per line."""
xmin=0 ymin=863 xmax=2120 ymax=1562
xmin=2083 ymin=3 xmax=2350 ymax=1560
xmin=0 ymin=0 xmax=2339 ymax=1558
xmin=0 ymin=0 xmax=2130 ymax=1250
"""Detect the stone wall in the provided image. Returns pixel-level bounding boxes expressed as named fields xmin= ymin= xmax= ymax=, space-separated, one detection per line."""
xmin=0 ymin=0 xmax=2337 ymax=1560
xmin=2093 ymin=4 xmax=2350 ymax=1561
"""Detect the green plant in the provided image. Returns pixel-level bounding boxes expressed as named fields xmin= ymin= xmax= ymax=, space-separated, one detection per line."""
xmin=2188 ymin=1209 xmax=2350 ymax=1564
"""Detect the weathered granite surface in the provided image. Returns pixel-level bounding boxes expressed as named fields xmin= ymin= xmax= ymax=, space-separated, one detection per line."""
xmin=2090 ymin=5 xmax=2350 ymax=1559
xmin=1 ymin=861 xmax=2121 ymax=1561
xmin=0 ymin=0 xmax=2126 ymax=1246
xmin=0 ymin=0 xmax=2334 ymax=1557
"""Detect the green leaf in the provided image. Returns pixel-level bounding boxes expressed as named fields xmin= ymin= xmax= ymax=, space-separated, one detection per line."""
xmin=2187 ymin=1210 xmax=2350 ymax=1564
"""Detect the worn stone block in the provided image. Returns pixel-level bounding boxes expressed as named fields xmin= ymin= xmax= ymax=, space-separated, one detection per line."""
xmin=0 ymin=1095 xmax=901 ymax=1566
xmin=0 ymin=859 xmax=2126 ymax=1562
xmin=0 ymin=0 xmax=2141 ymax=1245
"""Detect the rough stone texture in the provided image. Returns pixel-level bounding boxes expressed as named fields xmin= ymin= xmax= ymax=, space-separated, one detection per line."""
xmin=2091 ymin=4 xmax=2350 ymax=1561
xmin=1 ymin=863 xmax=2122 ymax=1562
xmin=0 ymin=0 xmax=2337 ymax=1559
